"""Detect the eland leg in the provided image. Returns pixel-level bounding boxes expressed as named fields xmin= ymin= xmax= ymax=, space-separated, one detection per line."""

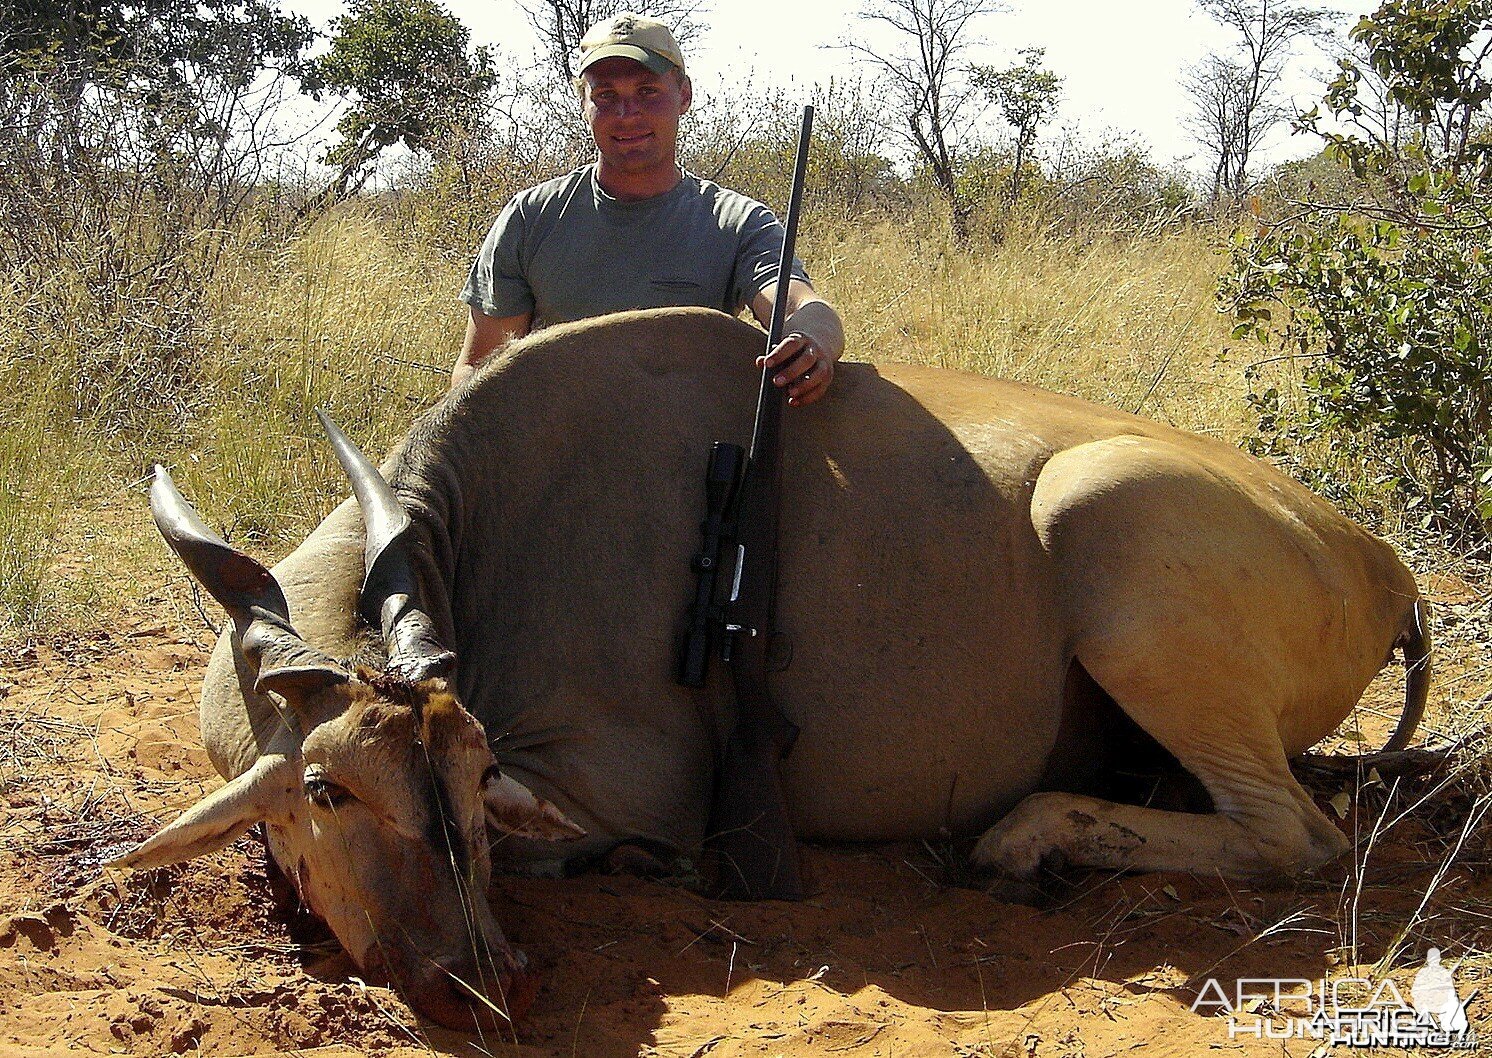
xmin=971 ymin=694 xmax=1349 ymax=882
xmin=969 ymin=435 xmax=1408 ymax=882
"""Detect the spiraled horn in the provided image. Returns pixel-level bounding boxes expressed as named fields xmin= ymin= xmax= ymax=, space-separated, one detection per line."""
xmin=149 ymin=466 xmax=348 ymax=703
xmin=316 ymin=411 xmax=456 ymax=682
xmin=150 ymin=466 xmax=290 ymax=628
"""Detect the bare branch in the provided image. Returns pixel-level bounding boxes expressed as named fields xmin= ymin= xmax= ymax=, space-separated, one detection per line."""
xmin=518 ymin=0 xmax=705 ymax=85
xmin=841 ymin=0 xmax=1004 ymax=243
xmin=1188 ymin=0 xmax=1339 ymax=200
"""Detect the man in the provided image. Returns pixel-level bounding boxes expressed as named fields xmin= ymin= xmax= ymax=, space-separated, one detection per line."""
xmin=453 ymin=12 xmax=845 ymax=405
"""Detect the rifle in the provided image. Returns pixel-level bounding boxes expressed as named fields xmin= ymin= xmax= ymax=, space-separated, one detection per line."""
xmin=679 ymin=105 xmax=813 ymax=900
xmin=679 ymin=441 xmax=743 ymax=688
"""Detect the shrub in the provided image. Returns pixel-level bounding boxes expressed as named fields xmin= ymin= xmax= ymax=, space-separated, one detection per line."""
xmin=1226 ymin=177 xmax=1491 ymax=543
xmin=1222 ymin=1 xmax=1492 ymax=547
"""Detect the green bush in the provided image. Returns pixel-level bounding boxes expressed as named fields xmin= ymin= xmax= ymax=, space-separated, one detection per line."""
xmin=1225 ymin=174 xmax=1491 ymax=544
xmin=1222 ymin=0 xmax=1492 ymax=548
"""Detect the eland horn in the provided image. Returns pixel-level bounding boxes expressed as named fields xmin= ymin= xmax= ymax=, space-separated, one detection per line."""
xmin=316 ymin=410 xmax=456 ymax=682
xmin=149 ymin=466 xmax=348 ymax=703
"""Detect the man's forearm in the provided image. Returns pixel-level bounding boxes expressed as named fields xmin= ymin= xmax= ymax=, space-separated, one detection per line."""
xmin=750 ymin=284 xmax=846 ymax=407
xmin=785 ymin=297 xmax=845 ymax=363
xmin=452 ymin=308 xmax=532 ymax=390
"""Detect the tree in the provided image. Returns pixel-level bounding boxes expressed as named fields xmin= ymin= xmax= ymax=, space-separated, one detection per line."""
xmin=1305 ymin=0 xmax=1492 ymax=181
xmin=975 ymin=46 xmax=1061 ymax=201
xmin=0 ymin=0 xmax=317 ymax=333
xmin=1351 ymin=0 xmax=1492 ymax=170
xmin=1189 ymin=0 xmax=1335 ymax=201
xmin=1224 ymin=1 xmax=1492 ymax=542
xmin=845 ymin=0 xmax=1004 ymax=244
xmin=1 ymin=0 xmax=314 ymax=160
xmin=310 ymin=0 xmax=496 ymax=205
xmin=517 ymin=0 xmax=702 ymax=85
xmin=1183 ymin=53 xmax=1249 ymax=200
xmin=1 ymin=0 xmax=314 ymax=85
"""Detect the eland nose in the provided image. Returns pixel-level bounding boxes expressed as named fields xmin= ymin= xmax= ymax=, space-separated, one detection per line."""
xmin=391 ymin=946 xmax=535 ymax=1031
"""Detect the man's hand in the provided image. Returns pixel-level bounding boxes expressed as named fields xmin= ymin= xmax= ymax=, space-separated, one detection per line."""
xmin=759 ymin=333 xmax=832 ymax=407
xmin=748 ymin=280 xmax=845 ymax=408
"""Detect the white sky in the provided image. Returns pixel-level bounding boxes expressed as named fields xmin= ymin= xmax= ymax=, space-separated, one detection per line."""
xmin=283 ymin=0 xmax=1377 ymax=174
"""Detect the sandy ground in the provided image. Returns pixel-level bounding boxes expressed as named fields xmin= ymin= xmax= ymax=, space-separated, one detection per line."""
xmin=1 ymin=504 xmax=1489 ymax=1057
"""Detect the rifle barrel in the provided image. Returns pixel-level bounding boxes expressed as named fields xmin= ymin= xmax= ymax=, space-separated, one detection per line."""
xmin=752 ymin=104 xmax=814 ymax=460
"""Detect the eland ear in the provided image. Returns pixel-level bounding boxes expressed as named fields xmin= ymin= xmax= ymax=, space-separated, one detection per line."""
xmin=484 ymin=772 xmax=586 ymax=842
xmin=109 ymin=754 xmax=298 ymax=870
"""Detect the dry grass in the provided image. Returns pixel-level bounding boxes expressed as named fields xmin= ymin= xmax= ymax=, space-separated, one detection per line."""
xmin=174 ymin=208 xmax=457 ymax=546
xmin=0 ymin=356 xmax=98 ymax=633
xmin=0 ymin=207 xmax=1245 ymax=638
xmin=823 ymin=220 xmax=1242 ymax=436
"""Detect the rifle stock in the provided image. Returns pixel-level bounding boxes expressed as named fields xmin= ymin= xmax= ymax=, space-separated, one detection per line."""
xmin=709 ymin=672 xmax=803 ymax=899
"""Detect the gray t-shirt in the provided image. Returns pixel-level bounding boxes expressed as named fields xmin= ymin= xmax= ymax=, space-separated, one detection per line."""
xmin=461 ymin=165 xmax=809 ymax=329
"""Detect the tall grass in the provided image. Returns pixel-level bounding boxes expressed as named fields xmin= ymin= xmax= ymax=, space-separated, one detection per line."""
xmin=170 ymin=209 xmax=458 ymax=547
xmin=823 ymin=219 xmax=1241 ymax=435
xmin=0 ymin=345 xmax=97 ymax=633
xmin=0 ymin=207 xmax=461 ymax=633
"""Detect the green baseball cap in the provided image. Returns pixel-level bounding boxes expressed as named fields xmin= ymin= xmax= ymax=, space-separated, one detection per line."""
xmin=576 ymin=12 xmax=686 ymax=77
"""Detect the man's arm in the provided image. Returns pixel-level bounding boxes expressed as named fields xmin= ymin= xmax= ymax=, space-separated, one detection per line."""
xmin=748 ymin=278 xmax=846 ymax=407
xmin=451 ymin=307 xmax=532 ymax=390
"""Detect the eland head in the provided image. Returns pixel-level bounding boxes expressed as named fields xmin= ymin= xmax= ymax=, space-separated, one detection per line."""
xmin=112 ymin=412 xmax=582 ymax=1031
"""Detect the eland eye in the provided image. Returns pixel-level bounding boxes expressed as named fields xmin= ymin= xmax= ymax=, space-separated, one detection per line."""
xmin=304 ymin=775 xmax=351 ymax=809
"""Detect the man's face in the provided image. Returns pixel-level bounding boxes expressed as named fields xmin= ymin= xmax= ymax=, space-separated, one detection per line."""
xmin=580 ymin=57 xmax=692 ymax=178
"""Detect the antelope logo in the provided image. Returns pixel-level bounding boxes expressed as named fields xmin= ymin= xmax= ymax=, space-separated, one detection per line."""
xmin=1412 ymin=948 xmax=1470 ymax=1035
